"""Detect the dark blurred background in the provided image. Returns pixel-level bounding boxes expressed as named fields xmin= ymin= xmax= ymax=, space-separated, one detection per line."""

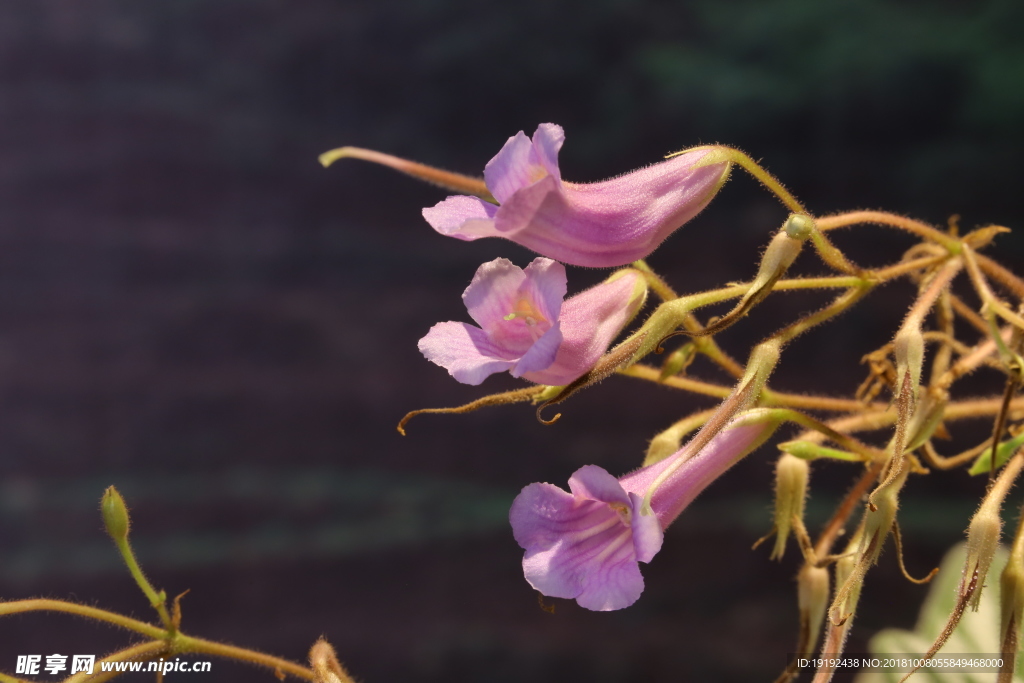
xmin=1 ymin=0 xmax=1023 ymax=681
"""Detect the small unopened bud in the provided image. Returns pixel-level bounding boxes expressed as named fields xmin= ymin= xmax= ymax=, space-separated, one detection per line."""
xmin=797 ymin=563 xmax=830 ymax=655
xmin=893 ymin=326 xmax=925 ymax=401
xmin=309 ymin=637 xmax=353 ymax=683
xmin=101 ymin=485 xmax=130 ymax=542
xmin=772 ymin=454 xmax=809 ymax=560
xmin=964 ymin=498 xmax=1003 ymax=611
xmin=784 ymin=213 xmax=815 ymax=241
xmin=659 ymin=343 xmax=696 ymax=381
xmin=750 ymin=229 xmax=804 ymax=294
xmin=862 ymin=464 xmax=908 ymax=567
xmin=1001 ymin=546 xmax=1024 ymax=663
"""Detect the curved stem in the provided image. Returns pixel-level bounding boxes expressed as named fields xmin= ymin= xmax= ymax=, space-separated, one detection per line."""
xmin=0 ymin=599 xmax=165 ymax=640
xmin=64 ymin=641 xmax=169 ymax=683
xmin=174 ymin=635 xmax=315 ymax=682
xmin=977 ymin=253 xmax=1024 ymax=300
xmin=709 ymin=147 xmax=807 ymax=214
xmin=318 ymin=146 xmax=494 ymax=201
xmin=816 ymin=211 xmax=959 ymax=250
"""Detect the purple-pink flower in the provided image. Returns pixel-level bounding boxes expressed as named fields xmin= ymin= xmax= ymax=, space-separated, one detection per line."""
xmin=422 ymin=124 xmax=731 ymax=268
xmin=418 ymin=257 xmax=646 ymax=386
xmin=509 ymin=409 xmax=781 ymax=611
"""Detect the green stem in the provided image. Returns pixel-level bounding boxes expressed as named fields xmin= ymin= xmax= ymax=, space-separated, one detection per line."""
xmin=816 ymin=210 xmax=960 ymax=251
xmin=63 ymin=641 xmax=169 ymax=683
xmin=113 ymin=537 xmax=173 ymax=630
xmin=173 ymin=635 xmax=316 ymax=681
xmin=700 ymin=147 xmax=807 ymax=214
xmin=0 ymin=599 xmax=165 ymax=640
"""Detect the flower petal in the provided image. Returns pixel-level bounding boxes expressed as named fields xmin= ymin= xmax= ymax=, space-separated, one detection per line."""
xmin=422 ymin=195 xmax=500 ymax=240
xmin=530 ymin=123 xmax=564 ymax=185
xmin=491 ymin=144 xmax=728 ymax=267
xmin=521 ymin=270 xmax=645 ymax=386
xmin=568 ymin=465 xmax=631 ymax=506
xmin=628 ymin=492 xmax=664 ymax=563
xmin=510 ymin=322 xmax=562 ymax=377
xmin=572 ymin=540 xmax=645 ymax=611
xmin=462 ymin=258 xmax=527 ymax=331
xmin=510 ymin=479 xmax=645 ymax=611
xmin=484 ymin=131 xmax=548 ymax=204
xmin=519 ymin=257 xmax=567 ymax=324
xmin=417 ymin=321 xmax=517 ymax=385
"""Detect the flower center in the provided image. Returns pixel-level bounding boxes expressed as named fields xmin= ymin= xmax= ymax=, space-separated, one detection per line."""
xmin=609 ymin=501 xmax=632 ymax=525
xmin=503 ymin=297 xmax=547 ymax=328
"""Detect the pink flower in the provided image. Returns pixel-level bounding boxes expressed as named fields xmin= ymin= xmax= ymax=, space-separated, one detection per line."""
xmin=422 ymin=124 xmax=730 ymax=268
xmin=418 ymin=257 xmax=646 ymax=386
xmin=509 ymin=410 xmax=781 ymax=611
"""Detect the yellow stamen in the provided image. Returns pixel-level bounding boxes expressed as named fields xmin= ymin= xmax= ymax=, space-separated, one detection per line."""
xmin=503 ymin=298 xmax=548 ymax=327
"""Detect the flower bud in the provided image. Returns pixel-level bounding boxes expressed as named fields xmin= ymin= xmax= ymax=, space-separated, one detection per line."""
xmin=309 ymin=637 xmax=354 ymax=683
xmin=101 ymin=485 xmax=130 ymax=542
xmin=1001 ymin=544 xmax=1024 ymax=664
xmin=783 ymin=213 xmax=815 ymax=241
xmin=745 ymin=228 xmax=804 ymax=300
xmin=658 ymin=342 xmax=696 ymax=381
xmin=862 ymin=464 xmax=907 ymax=567
xmin=771 ymin=453 xmax=809 ymax=560
xmin=893 ymin=325 xmax=924 ymax=401
xmin=964 ymin=496 xmax=1003 ymax=611
xmin=797 ymin=563 xmax=830 ymax=656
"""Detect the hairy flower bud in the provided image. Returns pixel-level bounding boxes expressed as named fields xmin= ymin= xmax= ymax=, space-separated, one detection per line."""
xmin=771 ymin=453 xmax=809 ymax=560
xmin=797 ymin=563 xmax=830 ymax=657
xmin=101 ymin=485 xmax=130 ymax=542
xmin=893 ymin=325 xmax=925 ymax=400
xmin=964 ymin=496 xmax=1004 ymax=611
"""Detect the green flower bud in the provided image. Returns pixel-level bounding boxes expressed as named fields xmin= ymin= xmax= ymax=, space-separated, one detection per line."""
xmin=893 ymin=326 xmax=924 ymax=401
xmin=964 ymin=495 xmax=1003 ymax=611
xmin=783 ymin=213 xmax=815 ymax=241
xmin=771 ymin=453 xmax=809 ymax=560
xmin=797 ymin=563 xmax=830 ymax=656
xmin=101 ymin=485 xmax=130 ymax=542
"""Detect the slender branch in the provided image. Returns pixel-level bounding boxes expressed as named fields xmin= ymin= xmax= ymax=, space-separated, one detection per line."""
xmin=318 ymin=147 xmax=494 ymax=201
xmin=977 ymin=253 xmax=1024 ymax=300
xmin=816 ymin=211 xmax=959 ymax=250
xmin=0 ymin=600 xmax=166 ymax=640
xmin=63 ymin=641 xmax=169 ymax=683
xmin=174 ymin=635 xmax=315 ymax=682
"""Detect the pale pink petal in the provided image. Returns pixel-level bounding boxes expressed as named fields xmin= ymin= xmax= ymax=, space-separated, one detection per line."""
xmin=530 ymin=123 xmax=565 ymax=184
xmin=496 ymin=148 xmax=728 ymax=267
xmin=510 ymin=322 xmax=562 ymax=377
xmin=484 ymin=131 xmax=547 ymax=204
xmin=422 ymin=195 xmax=499 ymax=240
xmin=461 ymin=257 xmax=560 ymax=356
xmin=510 ymin=477 xmax=647 ymax=611
xmin=521 ymin=271 xmax=644 ymax=386
xmin=619 ymin=410 xmax=782 ymax=527
xmin=417 ymin=321 xmax=517 ymax=385
xmin=628 ymin=493 xmax=664 ymax=563
xmin=568 ymin=465 xmax=630 ymax=506
xmin=462 ymin=258 xmax=527 ymax=331
xmin=573 ymin=541 xmax=645 ymax=611
xmin=519 ymin=257 xmax=567 ymax=323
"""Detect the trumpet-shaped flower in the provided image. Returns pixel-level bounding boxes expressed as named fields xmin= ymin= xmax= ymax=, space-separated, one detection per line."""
xmin=422 ymin=124 xmax=731 ymax=268
xmin=419 ymin=257 xmax=646 ymax=386
xmin=509 ymin=409 xmax=782 ymax=611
